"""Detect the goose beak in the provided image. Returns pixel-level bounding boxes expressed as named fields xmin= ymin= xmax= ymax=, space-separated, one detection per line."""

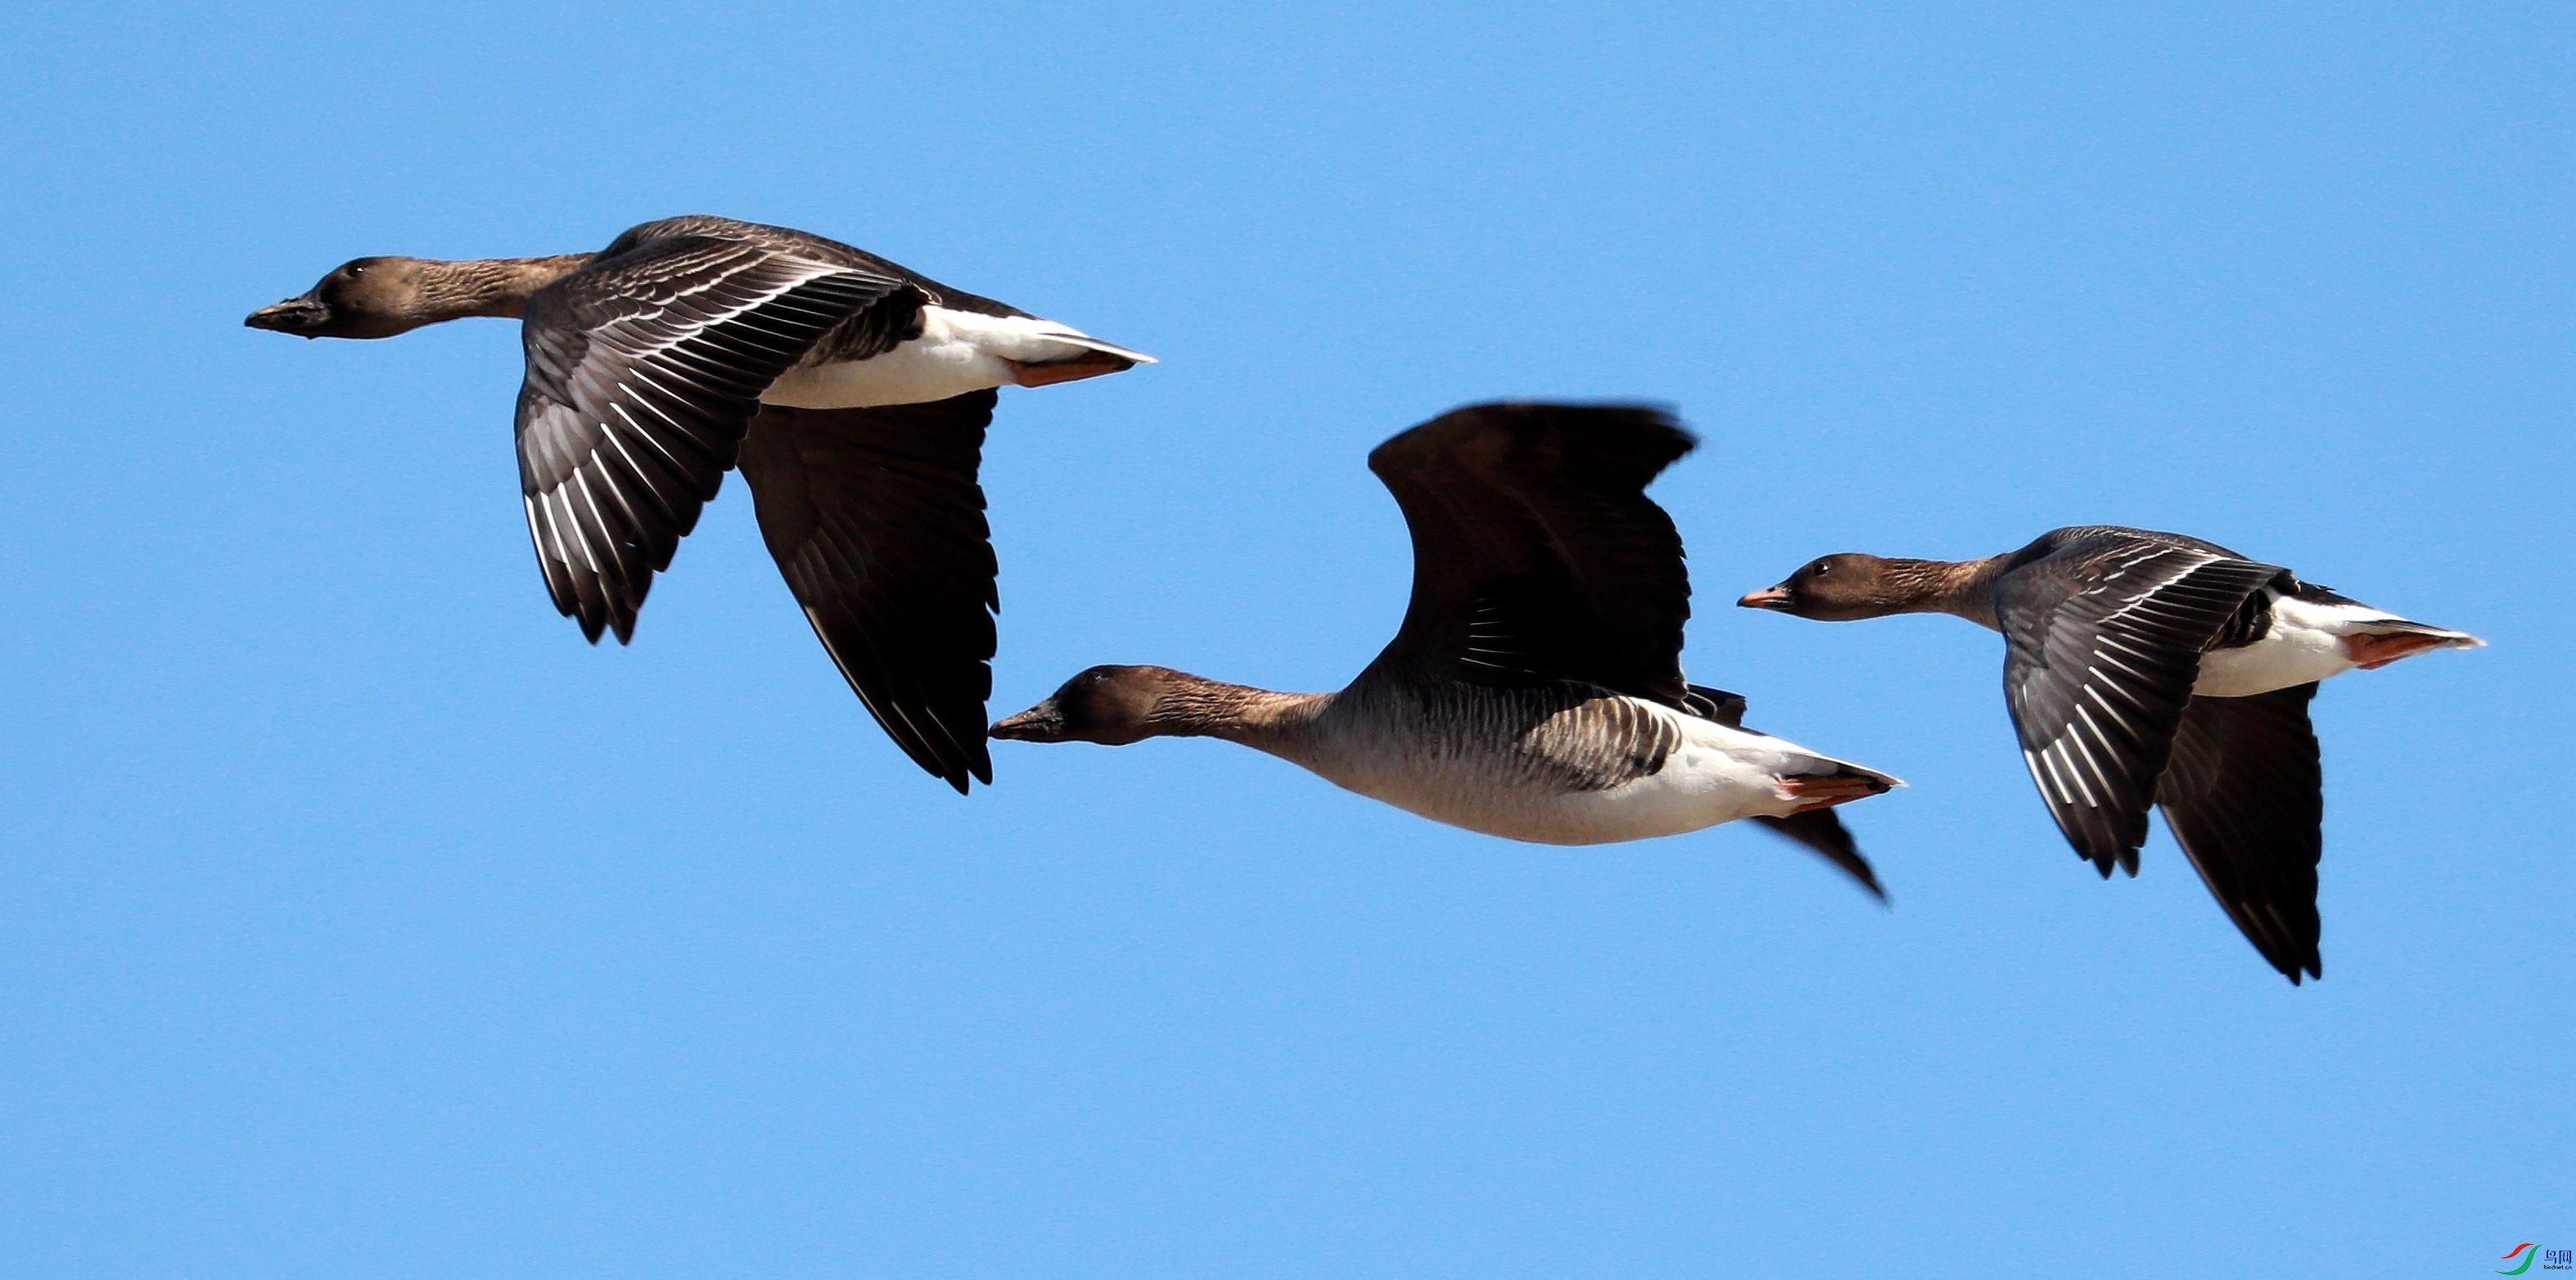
xmin=1738 ymin=585 xmax=1793 ymax=611
xmin=988 ymin=701 xmax=1067 ymax=742
xmin=245 ymin=292 xmax=330 ymax=336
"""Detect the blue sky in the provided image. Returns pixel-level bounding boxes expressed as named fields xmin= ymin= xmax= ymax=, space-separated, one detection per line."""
xmin=0 ymin=2 xmax=2566 ymax=1275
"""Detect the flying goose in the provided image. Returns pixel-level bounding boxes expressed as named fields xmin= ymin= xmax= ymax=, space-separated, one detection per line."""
xmin=990 ymin=403 xmax=1900 ymax=895
xmin=1739 ymin=525 xmax=2483 ymax=980
xmin=246 ymin=214 xmax=1153 ymax=791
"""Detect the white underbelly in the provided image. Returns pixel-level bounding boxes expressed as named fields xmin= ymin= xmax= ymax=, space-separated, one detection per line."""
xmin=1513 ymin=743 xmax=1814 ymax=845
xmin=2191 ymin=593 xmax=2380 ymax=696
xmin=1295 ymin=712 xmax=1855 ymax=846
xmin=760 ymin=336 xmax=1013 ymax=408
xmin=757 ymin=305 xmax=1116 ymax=409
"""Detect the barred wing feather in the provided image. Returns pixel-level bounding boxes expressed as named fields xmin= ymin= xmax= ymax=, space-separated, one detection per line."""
xmin=513 ymin=234 xmax=908 ymax=642
xmin=1994 ymin=535 xmax=2286 ymax=875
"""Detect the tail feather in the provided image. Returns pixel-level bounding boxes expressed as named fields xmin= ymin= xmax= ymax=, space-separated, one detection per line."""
xmin=1810 ymin=755 xmax=1905 ymax=791
xmin=1043 ymin=332 xmax=1156 ymax=366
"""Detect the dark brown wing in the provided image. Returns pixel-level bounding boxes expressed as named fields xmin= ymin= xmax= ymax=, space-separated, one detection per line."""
xmin=611 ymin=214 xmax=1031 ymax=319
xmin=1361 ymin=403 xmax=1698 ymax=704
xmin=1992 ymin=530 xmax=2286 ymax=875
xmin=2158 ymin=684 xmax=2325 ymax=983
xmin=514 ymin=230 xmax=923 ymax=642
xmin=737 ymin=391 xmax=1000 ymax=794
xmin=1749 ymin=813 xmax=1887 ymax=900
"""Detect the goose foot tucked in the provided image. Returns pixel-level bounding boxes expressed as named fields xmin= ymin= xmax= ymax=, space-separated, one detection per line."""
xmin=1008 ymin=353 xmax=1137 ymax=387
xmin=2342 ymin=631 xmax=2452 ymax=669
xmin=1778 ymin=773 xmax=1890 ymax=814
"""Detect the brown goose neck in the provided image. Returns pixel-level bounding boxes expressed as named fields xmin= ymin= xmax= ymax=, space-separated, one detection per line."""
xmin=417 ymin=254 xmax=593 ymax=321
xmin=1884 ymin=554 xmax=2010 ymax=629
xmin=1144 ymin=674 xmax=1328 ymax=746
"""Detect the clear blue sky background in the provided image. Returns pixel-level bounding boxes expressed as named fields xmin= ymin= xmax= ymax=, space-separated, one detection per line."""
xmin=0 ymin=2 xmax=2565 ymax=1276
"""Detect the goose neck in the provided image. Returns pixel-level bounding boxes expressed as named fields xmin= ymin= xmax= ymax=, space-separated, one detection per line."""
xmin=421 ymin=254 xmax=593 ymax=321
xmin=1884 ymin=554 xmax=2010 ymax=629
xmin=1147 ymin=677 xmax=1328 ymax=749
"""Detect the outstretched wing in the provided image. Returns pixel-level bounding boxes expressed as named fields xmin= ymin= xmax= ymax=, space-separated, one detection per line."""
xmin=1994 ymin=531 xmax=2286 ymax=875
xmin=2158 ymin=683 xmax=2325 ymax=983
xmin=737 ymin=391 xmax=1000 ymax=794
xmin=1750 ymin=812 xmax=1886 ymax=900
xmin=1362 ymin=403 xmax=1698 ymax=705
xmin=514 ymin=232 xmax=918 ymax=642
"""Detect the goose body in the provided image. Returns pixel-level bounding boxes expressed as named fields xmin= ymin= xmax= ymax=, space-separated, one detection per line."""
xmin=991 ymin=403 xmax=1899 ymax=896
xmin=1741 ymin=524 xmax=2482 ymax=981
xmin=1283 ymin=685 xmax=1896 ymax=847
xmin=246 ymin=214 xmax=1153 ymax=792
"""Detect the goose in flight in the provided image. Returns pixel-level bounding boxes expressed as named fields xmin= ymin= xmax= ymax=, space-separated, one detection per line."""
xmin=990 ymin=403 xmax=1899 ymax=895
xmin=247 ymin=214 xmax=1153 ymax=791
xmin=1740 ymin=525 xmax=2481 ymax=980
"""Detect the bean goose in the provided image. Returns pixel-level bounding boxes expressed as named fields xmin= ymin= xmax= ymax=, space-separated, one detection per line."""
xmin=991 ymin=403 xmax=1899 ymax=895
xmin=1740 ymin=525 xmax=2482 ymax=980
xmin=246 ymin=214 xmax=1153 ymax=791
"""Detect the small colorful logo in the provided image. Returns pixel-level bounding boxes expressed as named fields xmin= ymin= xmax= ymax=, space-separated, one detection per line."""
xmin=2498 ymin=1243 xmax=2576 ymax=1274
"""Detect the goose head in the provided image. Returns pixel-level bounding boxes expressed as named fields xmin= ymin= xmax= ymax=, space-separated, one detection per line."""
xmin=990 ymin=665 xmax=1198 ymax=746
xmin=245 ymin=257 xmax=449 ymax=340
xmin=1739 ymin=553 xmax=1917 ymax=621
